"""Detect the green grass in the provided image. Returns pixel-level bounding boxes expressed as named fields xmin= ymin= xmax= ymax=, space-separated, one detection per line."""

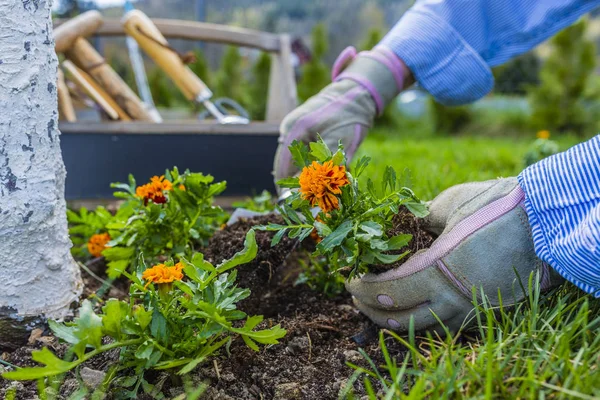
xmin=350 ymin=128 xmax=600 ymax=399
xmin=359 ymin=127 xmax=581 ymax=200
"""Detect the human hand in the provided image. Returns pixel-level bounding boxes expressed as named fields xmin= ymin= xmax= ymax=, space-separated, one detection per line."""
xmin=273 ymin=46 xmax=411 ymax=184
xmin=345 ymin=178 xmax=564 ymax=333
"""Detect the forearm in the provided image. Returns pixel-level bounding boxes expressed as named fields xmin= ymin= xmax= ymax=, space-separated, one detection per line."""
xmin=518 ymin=135 xmax=600 ymax=297
xmin=380 ymin=0 xmax=600 ymax=105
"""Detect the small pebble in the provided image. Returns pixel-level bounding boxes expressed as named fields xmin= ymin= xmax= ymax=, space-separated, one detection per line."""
xmin=343 ymin=349 xmax=362 ymax=363
xmin=80 ymin=367 xmax=106 ymax=389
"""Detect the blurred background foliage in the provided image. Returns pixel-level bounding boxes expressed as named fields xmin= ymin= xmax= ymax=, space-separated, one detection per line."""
xmin=56 ymin=0 xmax=600 ymax=139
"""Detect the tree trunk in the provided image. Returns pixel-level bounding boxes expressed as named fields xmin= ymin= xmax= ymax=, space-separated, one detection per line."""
xmin=0 ymin=0 xmax=82 ymax=348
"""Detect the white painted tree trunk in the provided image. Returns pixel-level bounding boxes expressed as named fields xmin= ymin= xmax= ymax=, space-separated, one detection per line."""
xmin=0 ymin=0 xmax=82 ymax=322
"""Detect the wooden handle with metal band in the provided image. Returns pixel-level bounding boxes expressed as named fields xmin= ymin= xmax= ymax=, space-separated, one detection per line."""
xmin=54 ymin=10 xmax=103 ymax=54
xmin=62 ymin=60 xmax=131 ymax=121
xmin=65 ymin=38 xmax=154 ymax=121
xmin=57 ymin=69 xmax=76 ymax=122
xmin=122 ymin=10 xmax=212 ymax=101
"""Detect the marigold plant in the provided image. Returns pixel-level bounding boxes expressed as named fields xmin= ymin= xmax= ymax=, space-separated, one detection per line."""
xmin=135 ymin=175 xmax=173 ymax=204
xmin=524 ymin=131 xmax=559 ymax=167
xmin=259 ymin=138 xmax=428 ymax=278
xmin=87 ymin=232 xmax=111 ymax=258
xmin=3 ymin=231 xmax=286 ymax=398
xmin=299 ymin=160 xmax=350 ymax=212
xmin=536 ymin=130 xmax=551 ymax=140
xmin=142 ymin=262 xmax=184 ymax=287
xmin=103 ymin=167 xmax=228 ymax=278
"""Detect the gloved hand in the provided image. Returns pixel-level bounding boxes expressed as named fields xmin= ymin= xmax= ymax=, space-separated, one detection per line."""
xmin=273 ymin=46 xmax=412 ymax=183
xmin=345 ymin=178 xmax=564 ymax=333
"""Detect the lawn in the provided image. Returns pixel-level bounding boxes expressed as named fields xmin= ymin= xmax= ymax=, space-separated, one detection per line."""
xmin=348 ymin=128 xmax=600 ymax=399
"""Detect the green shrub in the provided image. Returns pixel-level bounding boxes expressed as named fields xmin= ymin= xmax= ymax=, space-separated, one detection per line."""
xmin=493 ymin=52 xmax=540 ymax=95
xmin=215 ymin=46 xmax=250 ymax=108
xmin=298 ymin=23 xmax=330 ymax=102
xmin=429 ymin=97 xmax=473 ymax=134
xmin=247 ymin=52 xmax=272 ymax=120
xmin=528 ymin=19 xmax=599 ymax=135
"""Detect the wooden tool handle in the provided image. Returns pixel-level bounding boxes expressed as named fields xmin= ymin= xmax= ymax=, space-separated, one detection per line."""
xmin=57 ymin=69 xmax=76 ymax=122
xmin=54 ymin=10 xmax=103 ymax=53
xmin=62 ymin=60 xmax=131 ymax=121
xmin=122 ymin=10 xmax=211 ymax=101
xmin=66 ymin=38 xmax=154 ymax=121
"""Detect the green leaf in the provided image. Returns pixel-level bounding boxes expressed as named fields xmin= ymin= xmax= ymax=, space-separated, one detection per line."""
xmin=134 ymin=341 xmax=155 ymax=360
xmin=309 ymin=140 xmax=332 ymax=162
xmin=353 ymin=156 xmax=371 ymax=178
xmin=289 ymin=140 xmax=310 ymax=169
xmin=150 ymin=308 xmax=169 ymax=343
xmin=207 ymin=181 xmax=227 ymax=197
xmin=271 ymin=229 xmax=287 ymax=247
xmin=314 ymin=221 xmax=332 ymax=237
xmin=49 ymin=320 xmax=78 ymax=344
xmin=216 ymin=230 xmax=258 ymax=273
xmin=383 ymin=166 xmax=397 ymax=193
xmin=276 ymin=177 xmax=301 ymax=188
xmin=405 ymin=201 xmax=430 ymax=218
xmin=374 ymin=250 xmax=410 ymax=264
xmin=102 ymin=299 xmax=129 ymax=340
xmin=74 ymin=300 xmax=104 ymax=352
xmin=359 ymin=221 xmax=383 ymax=237
xmin=2 ymin=348 xmax=77 ymax=380
xmin=102 ymin=246 xmax=135 ymax=261
xmin=387 ymin=234 xmax=412 ymax=250
xmin=134 ymin=306 xmax=153 ymax=331
xmin=317 ymin=220 xmax=353 ymax=252
xmin=107 ymin=260 xmax=130 ymax=279
xmin=331 ymin=148 xmax=346 ymax=166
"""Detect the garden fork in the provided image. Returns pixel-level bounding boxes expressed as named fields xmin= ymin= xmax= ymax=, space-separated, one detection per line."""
xmin=123 ymin=10 xmax=249 ymax=124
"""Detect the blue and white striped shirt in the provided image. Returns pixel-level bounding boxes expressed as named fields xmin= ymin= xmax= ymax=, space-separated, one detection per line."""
xmin=381 ymin=0 xmax=600 ymax=296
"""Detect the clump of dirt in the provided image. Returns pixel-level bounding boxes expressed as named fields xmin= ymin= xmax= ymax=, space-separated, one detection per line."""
xmin=369 ymin=207 xmax=436 ymax=274
xmin=202 ymin=215 xmax=298 ymax=315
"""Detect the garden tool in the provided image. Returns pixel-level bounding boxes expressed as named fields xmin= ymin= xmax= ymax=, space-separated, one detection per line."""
xmin=57 ymin=69 xmax=76 ymax=122
xmin=122 ymin=10 xmax=249 ymax=124
xmin=62 ymin=60 xmax=131 ymax=121
xmin=123 ymin=0 xmax=162 ymax=122
xmin=54 ymin=10 xmax=154 ymax=122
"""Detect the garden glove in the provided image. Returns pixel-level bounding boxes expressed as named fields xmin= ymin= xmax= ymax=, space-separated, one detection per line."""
xmin=273 ymin=46 xmax=411 ymax=184
xmin=345 ymin=178 xmax=564 ymax=333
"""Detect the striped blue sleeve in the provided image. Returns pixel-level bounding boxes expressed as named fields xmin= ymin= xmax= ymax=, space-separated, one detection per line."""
xmin=518 ymin=136 xmax=600 ymax=297
xmin=380 ymin=0 xmax=600 ymax=105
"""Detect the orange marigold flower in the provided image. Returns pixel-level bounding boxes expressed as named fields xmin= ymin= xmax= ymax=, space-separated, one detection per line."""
xmin=178 ymin=184 xmax=186 ymax=191
xmin=142 ymin=262 xmax=184 ymax=288
xmin=136 ymin=175 xmax=173 ymax=204
xmin=299 ymin=160 xmax=349 ymax=212
xmin=537 ymin=130 xmax=550 ymax=140
xmin=87 ymin=233 xmax=111 ymax=258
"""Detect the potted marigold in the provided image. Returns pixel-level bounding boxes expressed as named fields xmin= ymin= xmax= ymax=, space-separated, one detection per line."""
xmin=258 ymin=138 xmax=432 ymax=278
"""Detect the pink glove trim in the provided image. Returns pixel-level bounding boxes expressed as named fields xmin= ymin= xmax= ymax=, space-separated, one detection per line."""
xmin=362 ymin=185 xmax=526 ymax=283
xmin=335 ymin=72 xmax=384 ymax=114
xmin=436 ymin=260 xmax=472 ymax=298
xmin=331 ymin=46 xmax=357 ymax=81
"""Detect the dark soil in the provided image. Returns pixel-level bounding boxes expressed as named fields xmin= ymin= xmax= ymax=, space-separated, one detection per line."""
xmin=1 ymin=213 xmax=431 ymax=400
xmin=202 ymin=215 xmax=299 ymax=315
xmin=369 ymin=207 xmax=436 ymax=274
